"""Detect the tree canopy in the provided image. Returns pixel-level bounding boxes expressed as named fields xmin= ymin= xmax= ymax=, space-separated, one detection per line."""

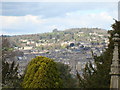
xmin=2 ymin=36 xmax=21 ymax=88
xmin=56 ymin=62 xmax=78 ymax=88
xmin=22 ymin=56 xmax=63 ymax=88
xmin=77 ymin=20 xmax=120 ymax=88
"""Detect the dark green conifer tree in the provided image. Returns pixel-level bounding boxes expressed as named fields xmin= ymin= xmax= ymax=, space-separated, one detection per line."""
xmin=56 ymin=62 xmax=78 ymax=88
xmin=77 ymin=20 xmax=120 ymax=88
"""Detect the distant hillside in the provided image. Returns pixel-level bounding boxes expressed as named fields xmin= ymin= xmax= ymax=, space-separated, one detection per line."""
xmin=9 ymin=28 xmax=109 ymax=50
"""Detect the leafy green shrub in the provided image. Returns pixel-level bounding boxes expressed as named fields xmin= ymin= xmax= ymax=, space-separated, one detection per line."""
xmin=22 ymin=56 xmax=62 ymax=88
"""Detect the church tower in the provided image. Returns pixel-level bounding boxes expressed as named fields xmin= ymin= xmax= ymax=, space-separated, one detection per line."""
xmin=110 ymin=33 xmax=120 ymax=88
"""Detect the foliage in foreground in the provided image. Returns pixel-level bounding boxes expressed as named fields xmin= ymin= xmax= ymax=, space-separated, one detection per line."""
xmin=2 ymin=36 xmax=22 ymax=88
xmin=56 ymin=62 xmax=78 ymax=88
xmin=77 ymin=20 xmax=120 ymax=88
xmin=22 ymin=56 xmax=63 ymax=88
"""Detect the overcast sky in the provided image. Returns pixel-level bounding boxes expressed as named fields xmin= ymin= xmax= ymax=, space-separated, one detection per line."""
xmin=0 ymin=1 xmax=118 ymax=35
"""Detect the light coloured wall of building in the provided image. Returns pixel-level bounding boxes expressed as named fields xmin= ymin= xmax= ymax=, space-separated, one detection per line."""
xmin=118 ymin=1 xmax=120 ymax=21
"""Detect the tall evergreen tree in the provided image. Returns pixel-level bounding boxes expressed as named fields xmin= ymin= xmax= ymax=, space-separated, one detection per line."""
xmin=77 ymin=20 xmax=120 ymax=88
